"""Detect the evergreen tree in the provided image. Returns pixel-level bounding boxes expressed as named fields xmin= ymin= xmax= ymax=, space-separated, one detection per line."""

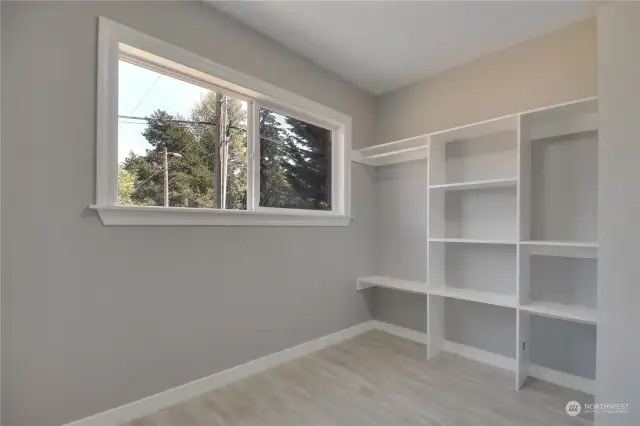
xmin=283 ymin=117 xmax=332 ymax=210
xmin=259 ymin=108 xmax=293 ymax=207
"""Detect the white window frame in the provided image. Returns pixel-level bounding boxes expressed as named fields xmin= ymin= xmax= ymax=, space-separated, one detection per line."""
xmin=91 ymin=17 xmax=352 ymax=226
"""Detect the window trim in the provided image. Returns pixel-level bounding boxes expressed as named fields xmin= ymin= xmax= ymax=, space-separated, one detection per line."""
xmin=91 ymin=17 xmax=352 ymax=226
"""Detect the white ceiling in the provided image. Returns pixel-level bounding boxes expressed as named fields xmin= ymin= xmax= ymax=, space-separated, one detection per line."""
xmin=209 ymin=1 xmax=600 ymax=94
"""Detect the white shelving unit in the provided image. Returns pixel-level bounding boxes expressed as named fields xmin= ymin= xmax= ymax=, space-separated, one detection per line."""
xmin=355 ymin=97 xmax=598 ymax=395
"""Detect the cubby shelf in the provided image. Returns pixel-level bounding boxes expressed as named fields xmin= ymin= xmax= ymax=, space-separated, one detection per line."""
xmin=520 ymin=301 xmax=597 ymax=325
xmin=429 ymin=286 xmax=517 ymax=308
xmin=521 ymin=240 xmax=598 ymax=259
xmin=429 ymin=238 xmax=517 ymax=245
xmin=356 ymin=276 xmax=428 ymax=295
xmin=429 ymin=177 xmax=517 ymax=191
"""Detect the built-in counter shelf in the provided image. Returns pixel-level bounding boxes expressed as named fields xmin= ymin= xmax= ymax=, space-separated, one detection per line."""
xmin=356 ymin=276 xmax=428 ymax=295
xmin=356 ymin=276 xmax=515 ymax=308
xmin=352 ymin=134 xmax=428 ymax=166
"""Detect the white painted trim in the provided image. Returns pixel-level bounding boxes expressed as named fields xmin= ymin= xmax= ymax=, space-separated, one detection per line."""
xmin=90 ymin=204 xmax=352 ymax=226
xmin=96 ymin=17 xmax=352 ymax=226
xmin=62 ymin=321 xmax=375 ymax=426
xmin=0 ymin=4 xmax=3 ymax=422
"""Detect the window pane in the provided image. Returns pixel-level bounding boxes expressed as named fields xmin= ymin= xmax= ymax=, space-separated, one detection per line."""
xmin=118 ymin=59 xmax=247 ymax=209
xmin=259 ymin=108 xmax=332 ymax=211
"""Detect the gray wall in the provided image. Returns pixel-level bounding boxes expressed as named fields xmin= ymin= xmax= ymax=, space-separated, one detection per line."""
xmin=374 ymin=161 xmax=427 ymax=283
xmin=597 ymin=3 xmax=640 ymax=424
xmin=371 ymin=18 xmax=598 ymax=376
xmin=371 ymin=160 xmax=427 ymax=333
xmin=0 ymin=2 xmax=376 ymax=425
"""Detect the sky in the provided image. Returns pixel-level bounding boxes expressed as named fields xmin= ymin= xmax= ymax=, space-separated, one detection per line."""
xmin=118 ymin=60 xmax=211 ymax=164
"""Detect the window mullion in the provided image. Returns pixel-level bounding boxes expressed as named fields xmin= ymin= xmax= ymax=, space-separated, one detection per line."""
xmin=247 ymin=101 xmax=260 ymax=211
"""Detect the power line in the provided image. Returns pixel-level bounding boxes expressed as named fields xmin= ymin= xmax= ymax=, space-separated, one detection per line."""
xmin=118 ymin=115 xmax=247 ymax=133
xmin=119 ymin=115 xmax=215 ymax=126
xmin=118 ymin=75 xmax=162 ymax=130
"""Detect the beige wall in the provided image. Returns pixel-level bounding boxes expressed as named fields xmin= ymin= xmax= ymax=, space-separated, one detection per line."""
xmin=1 ymin=2 xmax=376 ymax=425
xmin=375 ymin=18 xmax=597 ymax=144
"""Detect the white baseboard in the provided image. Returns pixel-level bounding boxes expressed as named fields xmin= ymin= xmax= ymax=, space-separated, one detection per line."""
xmin=370 ymin=320 xmax=428 ymax=344
xmin=442 ymin=340 xmax=516 ymax=371
xmin=63 ymin=319 xmax=593 ymax=426
xmin=529 ymin=364 xmax=595 ymax=395
xmin=63 ymin=321 xmax=375 ymax=426
xmin=368 ymin=321 xmax=594 ymax=395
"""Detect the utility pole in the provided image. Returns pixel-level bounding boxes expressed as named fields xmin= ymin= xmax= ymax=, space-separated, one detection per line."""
xmin=163 ymin=146 xmax=181 ymax=207
xmin=163 ymin=145 xmax=169 ymax=207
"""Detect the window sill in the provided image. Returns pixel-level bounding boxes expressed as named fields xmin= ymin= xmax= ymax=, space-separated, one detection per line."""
xmin=90 ymin=205 xmax=353 ymax=227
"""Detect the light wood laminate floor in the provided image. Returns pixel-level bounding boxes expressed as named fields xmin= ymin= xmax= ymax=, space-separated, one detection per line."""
xmin=124 ymin=330 xmax=593 ymax=426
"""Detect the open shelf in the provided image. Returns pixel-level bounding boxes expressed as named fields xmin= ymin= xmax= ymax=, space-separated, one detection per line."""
xmin=523 ymin=98 xmax=598 ymax=141
xmin=356 ymin=276 xmax=428 ymax=295
xmin=521 ymin=240 xmax=598 ymax=259
xmin=352 ymin=134 xmax=428 ymax=166
xmin=429 ymin=116 xmax=518 ymax=186
xmin=519 ymin=314 xmax=597 ymax=394
xmin=521 ymin=100 xmax=598 ymax=243
xmin=429 ymin=177 xmax=517 ymax=192
xmin=520 ymin=301 xmax=596 ymax=325
xmin=429 ymin=286 xmax=516 ymax=308
xmin=429 ymin=241 xmax=516 ymax=310
xmin=429 ymin=186 xmax=517 ymax=241
xmin=430 ymin=238 xmax=516 ymax=245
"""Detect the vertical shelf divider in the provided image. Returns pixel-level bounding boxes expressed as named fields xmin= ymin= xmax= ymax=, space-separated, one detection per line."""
xmin=426 ymin=134 xmax=445 ymax=359
xmin=516 ymin=114 xmax=532 ymax=389
xmin=424 ymin=136 xmax=431 ymax=359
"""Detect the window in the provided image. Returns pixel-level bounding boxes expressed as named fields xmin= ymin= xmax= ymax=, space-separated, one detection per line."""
xmin=93 ymin=18 xmax=351 ymax=226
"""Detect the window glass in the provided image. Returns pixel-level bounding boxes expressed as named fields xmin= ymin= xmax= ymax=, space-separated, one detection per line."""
xmin=118 ymin=60 xmax=247 ymax=209
xmin=259 ymin=108 xmax=332 ymax=211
